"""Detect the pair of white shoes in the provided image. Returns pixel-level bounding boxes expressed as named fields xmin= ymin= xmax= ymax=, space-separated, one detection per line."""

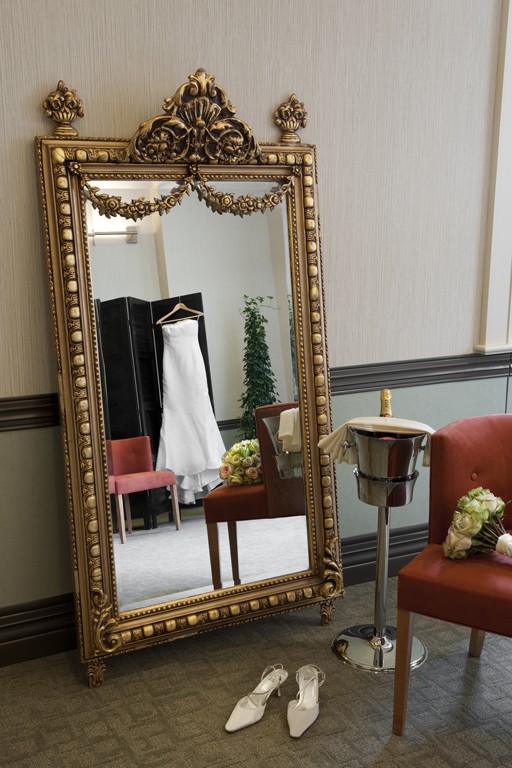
xmin=225 ymin=663 xmax=325 ymax=738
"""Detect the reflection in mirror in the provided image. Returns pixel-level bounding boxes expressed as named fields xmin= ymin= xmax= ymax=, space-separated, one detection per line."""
xmin=87 ymin=179 xmax=309 ymax=610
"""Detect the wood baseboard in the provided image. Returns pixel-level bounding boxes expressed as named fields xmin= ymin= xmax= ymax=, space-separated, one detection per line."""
xmin=340 ymin=523 xmax=428 ymax=586
xmin=0 ymin=594 xmax=76 ymax=666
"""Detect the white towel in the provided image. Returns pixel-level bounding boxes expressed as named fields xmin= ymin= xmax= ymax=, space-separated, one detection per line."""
xmin=278 ymin=407 xmax=301 ymax=452
xmin=318 ymin=416 xmax=435 ymax=467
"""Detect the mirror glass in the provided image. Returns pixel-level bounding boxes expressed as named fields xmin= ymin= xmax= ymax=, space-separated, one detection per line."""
xmin=87 ymin=178 xmax=309 ymax=611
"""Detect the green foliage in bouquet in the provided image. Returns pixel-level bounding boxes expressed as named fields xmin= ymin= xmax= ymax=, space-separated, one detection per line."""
xmin=442 ymin=487 xmax=508 ymax=560
xmin=219 ymin=439 xmax=263 ymax=486
xmin=238 ymin=295 xmax=279 ymax=440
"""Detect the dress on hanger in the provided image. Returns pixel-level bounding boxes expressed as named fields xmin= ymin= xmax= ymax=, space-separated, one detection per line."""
xmin=156 ymin=318 xmax=225 ymax=504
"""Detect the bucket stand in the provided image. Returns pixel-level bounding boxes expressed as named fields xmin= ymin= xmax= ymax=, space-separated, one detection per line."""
xmin=332 ymin=429 xmax=428 ymax=672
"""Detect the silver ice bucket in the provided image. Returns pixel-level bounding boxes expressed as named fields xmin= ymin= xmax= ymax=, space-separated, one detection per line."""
xmin=354 ymin=468 xmax=419 ymax=507
xmin=349 ymin=427 xmax=427 ymax=508
xmin=349 ymin=427 xmax=426 ymax=479
xmin=263 ymin=416 xmax=303 ymax=479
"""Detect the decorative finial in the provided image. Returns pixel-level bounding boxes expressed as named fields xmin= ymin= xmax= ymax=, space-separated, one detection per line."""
xmin=42 ymin=80 xmax=84 ymax=136
xmin=273 ymin=94 xmax=307 ymax=145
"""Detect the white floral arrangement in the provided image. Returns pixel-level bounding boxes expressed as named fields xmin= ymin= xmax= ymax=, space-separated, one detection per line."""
xmin=442 ymin=486 xmax=512 ymax=560
xmin=219 ymin=439 xmax=263 ymax=486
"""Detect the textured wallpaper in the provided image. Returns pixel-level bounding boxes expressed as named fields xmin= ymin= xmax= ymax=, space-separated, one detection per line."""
xmin=0 ymin=0 xmax=502 ymax=397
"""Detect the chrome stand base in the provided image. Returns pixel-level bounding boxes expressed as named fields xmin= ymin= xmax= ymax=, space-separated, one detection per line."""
xmin=331 ymin=624 xmax=427 ymax=673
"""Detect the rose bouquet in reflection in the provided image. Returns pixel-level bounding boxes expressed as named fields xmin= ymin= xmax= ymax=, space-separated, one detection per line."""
xmin=219 ymin=439 xmax=263 ymax=486
xmin=442 ymin=487 xmax=512 ymax=560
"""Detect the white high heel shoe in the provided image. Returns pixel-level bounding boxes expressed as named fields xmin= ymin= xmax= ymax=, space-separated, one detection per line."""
xmin=287 ymin=664 xmax=325 ymax=738
xmin=225 ymin=663 xmax=288 ymax=732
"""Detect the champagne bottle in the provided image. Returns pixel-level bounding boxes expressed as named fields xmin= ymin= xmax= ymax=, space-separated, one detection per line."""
xmin=380 ymin=388 xmax=392 ymax=418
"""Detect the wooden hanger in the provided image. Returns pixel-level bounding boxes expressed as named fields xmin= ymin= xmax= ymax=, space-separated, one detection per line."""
xmin=156 ymin=301 xmax=204 ymax=325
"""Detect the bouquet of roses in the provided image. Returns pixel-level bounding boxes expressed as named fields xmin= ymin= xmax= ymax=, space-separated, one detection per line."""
xmin=219 ymin=439 xmax=263 ymax=486
xmin=442 ymin=486 xmax=512 ymax=560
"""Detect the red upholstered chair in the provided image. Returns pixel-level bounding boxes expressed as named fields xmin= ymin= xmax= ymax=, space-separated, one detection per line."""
xmin=393 ymin=414 xmax=512 ymax=735
xmin=107 ymin=436 xmax=180 ymax=544
xmin=203 ymin=402 xmax=305 ymax=590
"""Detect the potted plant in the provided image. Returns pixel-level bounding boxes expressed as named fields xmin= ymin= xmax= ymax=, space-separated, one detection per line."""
xmin=239 ymin=295 xmax=279 ymax=439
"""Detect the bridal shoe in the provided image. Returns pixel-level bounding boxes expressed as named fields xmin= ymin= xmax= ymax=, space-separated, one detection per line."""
xmin=225 ymin=663 xmax=288 ymax=732
xmin=287 ymin=664 xmax=325 ymax=738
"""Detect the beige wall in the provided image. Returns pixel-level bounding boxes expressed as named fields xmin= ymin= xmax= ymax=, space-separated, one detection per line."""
xmin=0 ymin=0 xmax=502 ymax=398
xmin=0 ymin=428 xmax=71 ymax=604
xmin=0 ymin=0 xmax=506 ymax=604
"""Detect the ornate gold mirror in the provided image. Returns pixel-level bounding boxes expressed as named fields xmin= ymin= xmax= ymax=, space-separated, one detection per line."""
xmin=36 ymin=70 xmax=342 ymax=686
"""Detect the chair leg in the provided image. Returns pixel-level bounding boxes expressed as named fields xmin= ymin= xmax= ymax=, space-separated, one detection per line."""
xmin=145 ymin=490 xmax=156 ymax=529
xmin=123 ymin=495 xmax=133 ymax=534
xmin=206 ymin=522 xmax=222 ymax=590
xmin=227 ymin=521 xmax=241 ymax=586
xmin=115 ymin=495 xmax=126 ymax=544
xmin=392 ymin=608 xmax=415 ymax=736
xmin=469 ymin=628 xmax=486 ymax=657
xmin=169 ymin=484 xmax=181 ymax=530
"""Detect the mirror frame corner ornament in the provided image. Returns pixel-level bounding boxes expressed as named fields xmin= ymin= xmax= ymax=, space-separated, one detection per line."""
xmin=36 ymin=70 xmax=343 ymax=686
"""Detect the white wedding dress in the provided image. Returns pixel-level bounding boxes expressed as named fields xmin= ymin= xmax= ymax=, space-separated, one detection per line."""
xmin=156 ymin=318 xmax=225 ymax=504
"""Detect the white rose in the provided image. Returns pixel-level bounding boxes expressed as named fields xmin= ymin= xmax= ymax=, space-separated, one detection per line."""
xmin=452 ymin=511 xmax=481 ymax=538
xmin=496 ymin=534 xmax=512 ymax=558
xmin=445 ymin=526 xmax=472 ymax=552
xmin=478 ymin=492 xmax=499 ymax=514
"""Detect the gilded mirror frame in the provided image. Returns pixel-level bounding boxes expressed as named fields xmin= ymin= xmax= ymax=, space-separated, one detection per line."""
xmin=36 ymin=70 xmax=343 ymax=686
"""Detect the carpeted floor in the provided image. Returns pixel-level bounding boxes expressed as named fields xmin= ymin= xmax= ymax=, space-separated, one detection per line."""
xmin=1 ymin=579 xmax=511 ymax=768
xmin=113 ymin=513 xmax=309 ymax=610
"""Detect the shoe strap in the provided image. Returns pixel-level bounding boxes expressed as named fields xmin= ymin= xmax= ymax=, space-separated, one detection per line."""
xmin=245 ymin=664 xmax=287 ymax=707
xmin=295 ymin=664 xmax=325 ymax=687
xmin=261 ymin=663 xmax=285 ymax=680
xmin=293 ymin=665 xmax=325 ymax=707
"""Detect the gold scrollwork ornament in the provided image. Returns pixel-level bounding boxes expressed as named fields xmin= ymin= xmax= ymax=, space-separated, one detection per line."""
xmin=83 ymin=176 xmax=194 ymax=221
xmin=123 ymin=68 xmax=261 ymax=165
xmin=82 ymin=170 xmax=293 ymax=220
xmin=195 ymin=175 xmax=294 ymax=217
xmin=91 ymin=588 xmax=123 ymax=654
xmin=320 ymin=536 xmax=343 ymax=601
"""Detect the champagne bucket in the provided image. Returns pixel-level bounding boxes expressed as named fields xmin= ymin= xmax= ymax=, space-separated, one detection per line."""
xmin=331 ymin=414 xmax=430 ymax=673
xmin=348 ymin=427 xmax=426 ymax=479
xmin=263 ymin=415 xmax=303 ymax=479
xmin=275 ymin=452 xmax=303 ymax=479
xmin=354 ymin=468 xmax=419 ymax=507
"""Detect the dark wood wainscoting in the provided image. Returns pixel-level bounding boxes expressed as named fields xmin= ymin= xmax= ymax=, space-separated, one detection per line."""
xmin=1 ymin=352 xmax=509 ymax=431
xmin=0 ymin=393 xmax=59 ymax=432
xmin=0 ymin=594 xmax=76 ymax=666
xmin=340 ymin=523 xmax=428 ymax=586
xmin=330 ymin=351 xmax=511 ymax=394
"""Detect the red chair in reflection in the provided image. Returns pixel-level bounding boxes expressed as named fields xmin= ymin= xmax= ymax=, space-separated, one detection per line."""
xmin=393 ymin=414 xmax=512 ymax=734
xmin=203 ymin=402 xmax=305 ymax=590
xmin=107 ymin=436 xmax=180 ymax=544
